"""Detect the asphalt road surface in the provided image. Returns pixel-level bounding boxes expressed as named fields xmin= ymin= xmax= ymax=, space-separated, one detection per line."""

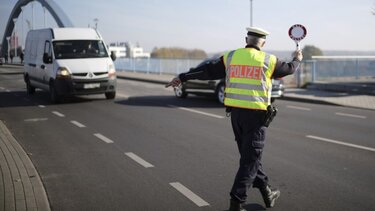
xmin=1 ymin=66 xmax=375 ymax=211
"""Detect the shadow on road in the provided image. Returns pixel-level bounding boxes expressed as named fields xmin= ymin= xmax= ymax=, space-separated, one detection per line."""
xmin=116 ymin=94 xmax=224 ymax=109
xmin=222 ymin=203 xmax=266 ymax=211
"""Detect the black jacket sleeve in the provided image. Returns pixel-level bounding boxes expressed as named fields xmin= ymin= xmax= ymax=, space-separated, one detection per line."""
xmin=178 ymin=57 xmax=226 ymax=82
xmin=178 ymin=55 xmax=300 ymax=81
xmin=272 ymin=58 xmax=301 ymax=78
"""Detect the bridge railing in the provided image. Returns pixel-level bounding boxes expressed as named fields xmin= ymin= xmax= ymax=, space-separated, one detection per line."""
xmin=115 ymin=56 xmax=375 ymax=87
xmin=114 ymin=57 xmax=202 ymax=75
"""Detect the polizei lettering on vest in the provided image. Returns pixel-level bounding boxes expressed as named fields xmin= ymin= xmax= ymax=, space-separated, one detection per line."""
xmin=229 ymin=65 xmax=262 ymax=80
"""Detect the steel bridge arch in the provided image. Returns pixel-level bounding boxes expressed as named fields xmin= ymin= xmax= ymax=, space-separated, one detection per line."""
xmin=1 ymin=0 xmax=74 ymax=56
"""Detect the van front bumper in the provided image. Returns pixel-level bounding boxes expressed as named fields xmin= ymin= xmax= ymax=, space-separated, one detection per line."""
xmin=54 ymin=77 xmax=116 ymax=96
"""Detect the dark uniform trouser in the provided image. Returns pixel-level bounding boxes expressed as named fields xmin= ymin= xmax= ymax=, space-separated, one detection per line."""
xmin=229 ymin=107 xmax=269 ymax=203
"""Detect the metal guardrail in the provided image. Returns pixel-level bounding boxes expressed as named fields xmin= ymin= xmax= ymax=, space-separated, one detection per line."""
xmin=307 ymin=56 xmax=375 ymax=82
xmin=115 ymin=57 xmax=375 ymax=88
xmin=114 ymin=57 xmax=202 ymax=75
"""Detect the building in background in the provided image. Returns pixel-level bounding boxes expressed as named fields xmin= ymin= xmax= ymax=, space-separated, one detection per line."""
xmin=109 ymin=42 xmax=150 ymax=59
xmin=108 ymin=43 xmax=127 ymax=58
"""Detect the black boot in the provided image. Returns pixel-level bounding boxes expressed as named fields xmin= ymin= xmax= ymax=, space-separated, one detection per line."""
xmin=229 ymin=199 xmax=246 ymax=211
xmin=259 ymin=186 xmax=280 ymax=208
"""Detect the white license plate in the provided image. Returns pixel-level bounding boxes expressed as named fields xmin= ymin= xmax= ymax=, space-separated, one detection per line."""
xmin=83 ymin=83 xmax=100 ymax=89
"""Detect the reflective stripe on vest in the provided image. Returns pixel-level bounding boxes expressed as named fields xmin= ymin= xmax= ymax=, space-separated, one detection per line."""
xmin=223 ymin=48 xmax=276 ymax=110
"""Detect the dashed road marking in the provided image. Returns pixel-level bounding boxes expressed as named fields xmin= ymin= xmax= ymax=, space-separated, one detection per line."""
xmin=0 ymin=87 xmax=4 ymax=89
xmin=169 ymin=182 xmax=210 ymax=207
xmin=306 ymin=135 xmax=375 ymax=152
xmin=38 ymin=105 xmax=46 ymax=108
xmin=335 ymin=112 xmax=366 ymax=119
xmin=24 ymin=118 xmax=48 ymax=122
xmin=70 ymin=120 xmax=86 ymax=128
xmin=286 ymin=105 xmax=311 ymax=111
xmin=93 ymin=133 xmax=114 ymax=144
xmin=52 ymin=111 xmax=65 ymax=117
xmin=169 ymin=105 xmax=224 ymax=119
xmin=116 ymin=93 xmax=130 ymax=99
xmin=125 ymin=152 xmax=154 ymax=168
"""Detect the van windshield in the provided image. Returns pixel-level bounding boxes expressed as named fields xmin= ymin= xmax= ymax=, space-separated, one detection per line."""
xmin=53 ymin=40 xmax=109 ymax=59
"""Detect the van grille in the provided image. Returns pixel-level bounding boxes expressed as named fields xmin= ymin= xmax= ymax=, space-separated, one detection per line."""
xmin=72 ymin=72 xmax=108 ymax=77
xmin=94 ymin=72 xmax=108 ymax=76
xmin=72 ymin=73 xmax=88 ymax=77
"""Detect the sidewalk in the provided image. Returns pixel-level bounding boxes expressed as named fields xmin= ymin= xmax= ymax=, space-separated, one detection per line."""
xmin=0 ymin=121 xmax=50 ymax=211
xmin=116 ymin=71 xmax=375 ymax=110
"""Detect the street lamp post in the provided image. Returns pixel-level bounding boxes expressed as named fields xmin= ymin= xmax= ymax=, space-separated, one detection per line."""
xmin=13 ymin=18 xmax=18 ymax=58
xmin=249 ymin=0 xmax=253 ymax=26
xmin=43 ymin=6 xmax=46 ymax=27
xmin=93 ymin=18 xmax=99 ymax=30
xmin=21 ymin=6 xmax=25 ymax=50
xmin=31 ymin=1 xmax=34 ymax=29
xmin=6 ymin=37 xmax=10 ymax=63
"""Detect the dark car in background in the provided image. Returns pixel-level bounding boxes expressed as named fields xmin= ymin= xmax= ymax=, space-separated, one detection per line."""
xmin=173 ymin=58 xmax=285 ymax=104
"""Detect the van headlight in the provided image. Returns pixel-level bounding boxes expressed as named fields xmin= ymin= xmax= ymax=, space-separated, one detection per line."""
xmin=56 ymin=67 xmax=71 ymax=78
xmin=108 ymin=64 xmax=116 ymax=79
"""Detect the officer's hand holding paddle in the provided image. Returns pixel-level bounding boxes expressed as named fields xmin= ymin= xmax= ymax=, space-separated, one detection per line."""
xmin=293 ymin=50 xmax=303 ymax=62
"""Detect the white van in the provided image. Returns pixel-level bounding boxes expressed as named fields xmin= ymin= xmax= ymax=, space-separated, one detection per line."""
xmin=24 ymin=27 xmax=117 ymax=103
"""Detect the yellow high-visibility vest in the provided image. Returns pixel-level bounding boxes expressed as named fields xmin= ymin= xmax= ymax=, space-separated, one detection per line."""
xmin=223 ymin=48 xmax=277 ymax=110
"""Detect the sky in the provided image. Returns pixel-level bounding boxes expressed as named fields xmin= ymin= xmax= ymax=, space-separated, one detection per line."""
xmin=1 ymin=0 xmax=375 ymax=54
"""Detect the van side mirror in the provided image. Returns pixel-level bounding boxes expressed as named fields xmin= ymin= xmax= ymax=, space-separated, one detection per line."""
xmin=110 ymin=51 xmax=116 ymax=61
xmin=43 ymin=53 xmax=52 ymax=64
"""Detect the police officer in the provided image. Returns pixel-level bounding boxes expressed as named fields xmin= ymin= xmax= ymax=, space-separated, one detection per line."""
xmin=166 ymin=27 xmax=303 ymax=210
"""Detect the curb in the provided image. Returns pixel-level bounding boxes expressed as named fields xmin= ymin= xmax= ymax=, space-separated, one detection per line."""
xmin=0 ymin=120 xmax=51 ymax=211
xmin=281 ymin=96 xmax=339 ymax=106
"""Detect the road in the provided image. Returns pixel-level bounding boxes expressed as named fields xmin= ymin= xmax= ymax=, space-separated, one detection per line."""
xmin=1 ymin=65 xmax=375 ymax=211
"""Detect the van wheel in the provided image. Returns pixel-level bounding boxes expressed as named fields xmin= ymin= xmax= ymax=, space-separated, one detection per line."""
xmin=174 ymin=86 xmax=187 ymax=98
xmin=49 ymin=82 xmax=60 ymax=104
xmin=25 ymin=77 xmax=35 ymax=95
xmin=105 ymin=92 xmax=116 ymax=99
xmin=216 ymin=83 xmax=225 ymax=104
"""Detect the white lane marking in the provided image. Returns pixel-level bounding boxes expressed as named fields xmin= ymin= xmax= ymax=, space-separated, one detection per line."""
xmin=0 ymin=87 xmax=4 ymax=89
xmin=286 ymin=105 xmax=311 ymax=111
xmin=24 ymin=118 xmax=48 ymax=122
xmin=70 ymin=120 xmax=86 ymax=128
xmin=94 ymin=133 xmax=114 ymax=144
xmin=38 ymin=105 xmax=46 ymax=108
xmin=6 ymin=89 xmax=11 ymax=92
xmin=169 ymin=182 xmax=210 ymax=207
xmin=125 ymin=152 xmax=154 ymax=168
xmin=52 ymin=111 xmax=65 ymax=117
xmin=168 ymin=105 xmax=224 ymax=119
xmin=335 ymin=112 xmax=366 ymax=119
xmin=306 ymin=135 xmax=375 ymax=152
xmin=116 ymin=93 xmax=130 ymax=99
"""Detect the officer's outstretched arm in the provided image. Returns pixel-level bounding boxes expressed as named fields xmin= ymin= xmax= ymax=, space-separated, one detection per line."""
xmin=165 ymin=77 xmax=181 ymax=88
